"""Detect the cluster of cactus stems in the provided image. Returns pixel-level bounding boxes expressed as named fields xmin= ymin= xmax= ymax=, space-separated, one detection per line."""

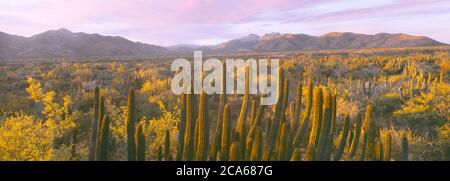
xmin=399 ymin=61 xmax=445 ymax=101
xmin=86 ymin=87 xmax=107 ymax=161
xmin=173 ymin=66 xmax=410 ymax=161
xmin=89 ymin=88 xmax=147 ymax=161
xmin=88 ymin=66 xmax=411 ymax=161
xmin=354 ymin=78 xmax=377 ymax=102
xmin=87 ymin=87 xmax=111 ymax=161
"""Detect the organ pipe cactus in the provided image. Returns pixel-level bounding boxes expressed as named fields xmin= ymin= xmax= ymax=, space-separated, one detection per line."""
xmin=333 ymin=114 xmax=350 ymax=161
xmin=349 ymin=112 xmax=362 ymax=158
xmin=246 ymin=105 xmax=264 ymax=159
xmin=127 ymin=88 xmax=137 ymax=161
xmin=317 ymin=89 xmax=332 ymax=161
xmin=229 ymin=142 xmax=241 ymax=161
xmin=209 ymin=64 xmax=227 ymax=161
xmin=164 ymin=129 xmax=171 ymax=161
xmin=209 ymin=93 xmax=226 ymax=161
xmin=277 ymin=123 xmax=288 ymax=160
xmin=263 ymin=68 xmax=287 ymax=161
xmin=375 ymin=139 xmax=384 ymax=161
xmin=292 ymin=79 xmax=313 ymax=147
xmin=401 ymin=133 xmax=409 ymax=161
xmin=176 ymin=93 xmax=186 ymax=161
xmin=250 ymin=128 xmax=262 ymax=161
xmin=384 ymin=133 xmax=392 ymax=161
xmin=136 ymin=123 xmax=146 ymax=161
xmin=96 ymin=115 xmax=110 ymax=161
xmin=290 ymin=147 xmax=302 ymax=161
xmin=195 ymin=91 xmax=209 ymax=161
xmin=157 ymin=146 xmax=163 ymax=161
xmin=288 ymin=82 xmax=302 ymax=151
xmin=183 ymin=94 xmax=195 ymax=161
xmin=359 ymin=132 xmax=368 ymax=161
xmin=96 ymin=94 xmax=105 ymax=150
xmin=220 ymin=104 xmax=231 ymax=161
xmin=89 ymin=87 xmax=100 ymax=161
xmin=364 ymin=105 xmax=377 ymax=161
xmin=233 ymin=66 xmax=250 ymax=159
xmin=305 ymin=87 xmax=323 ymax=161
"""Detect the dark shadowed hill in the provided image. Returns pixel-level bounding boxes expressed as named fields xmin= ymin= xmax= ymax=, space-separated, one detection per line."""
xmin=0 ymin=28 xmax=168 ymax=59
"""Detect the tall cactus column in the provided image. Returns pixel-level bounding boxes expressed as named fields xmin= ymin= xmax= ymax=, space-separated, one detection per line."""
xmin=164 ymin=129 xmax=171 ymax=161
xmin=333 ymin=114 xmax=350 ymax=161
xmin=209 ymin=63 xmax=227 ymax=161
xmin=127 ymin=88 xmax=137 ymax=161
xmin=176 ymin=93 xmax=186 ymax=161
xmin=305 ymin=87 xmax=323 ymax=161
xmin=195 ymin=91 xmax=209 ymax=161
xmin=364 ymin=104 xmax=377 ymax=161
xmin=96 ymin=115 xmax=110 ymax=161
xmin=89 ymin=87 xmax=100 ymax=161
xmin=183 ymin=94 xmax=195 ymax=161
xmin=233 ymin=66 xmax=251 ymax=159
xmin=316 ymin=89 xmax=332 ymax=161
xmin=401 ymin=133 xmax=409 ymax=161
xmin=384 ymin=133 xmax=392 ymax=161
xmin=292 ymin=79 xmax=313 ymax=148
xmin=263 ymin=67 xmax=286 ymax=161
xmin=220 ymin=104 xmax=231 ymax=161
xmin=135 ymin=124 xmax=146 ymax=161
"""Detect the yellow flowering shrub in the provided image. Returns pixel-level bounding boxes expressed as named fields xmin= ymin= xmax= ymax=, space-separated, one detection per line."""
xmin=394 ymin=83 xmax=450 ymax=133
xmin=0 ymin=77 xmax=77 ymax=160
xmin=140 ymin=79 xmax=170 ymax=94
xmin=0 ymin=112 xmax=54 ymax=160
xmin=145 ymin=101 xmax=179 ymax=159
xmin=26 ymin=76 xmax=44 ymax=101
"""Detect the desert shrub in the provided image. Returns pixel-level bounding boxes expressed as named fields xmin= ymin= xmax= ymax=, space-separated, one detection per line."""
xmin=145 ymin=101 xmax=179 ymax=160
xmin=336 ymin=97 xmax=359 ymax=118
xmin=437 ymin=124 xmax=450 ymax=160
xmin=393 ymin=83 xmax=450 ymax=134
xmin=0 ymin=77 xmax=80 ymax=161
xmin=0 ymin=112 xmax=54 ymax=160
xmin=372 ymin=92 xmax=403 ymax=116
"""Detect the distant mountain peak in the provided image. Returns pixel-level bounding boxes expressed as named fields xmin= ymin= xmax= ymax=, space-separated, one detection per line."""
xmin=237 ymin=34 xmax=260 ymax=41
xmin=56 ymin=28 xmax=72 ymax=33
xmin=41 ymin=28 xmax=73 ymax=35
xmin=323 ymin=32 xmax=344 ymax=37
xmin=262 ymin=32 xmax=283 ymax=40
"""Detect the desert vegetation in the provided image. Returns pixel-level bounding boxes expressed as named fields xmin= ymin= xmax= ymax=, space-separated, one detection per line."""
xmin=0 ymin=48 xmax=448 ymax=161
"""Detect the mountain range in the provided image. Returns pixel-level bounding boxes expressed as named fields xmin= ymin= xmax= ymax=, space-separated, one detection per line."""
xmin=0 ymin=28 xmax=447 ymax=59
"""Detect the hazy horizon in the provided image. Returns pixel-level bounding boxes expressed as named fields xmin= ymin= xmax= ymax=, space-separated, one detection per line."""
xmin=1 ymin=0 xmax=450 ymax=46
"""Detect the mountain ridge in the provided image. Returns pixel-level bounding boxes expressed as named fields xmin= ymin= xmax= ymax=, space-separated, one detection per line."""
xmin=0 ymin=29 xmax=168 ymax=59
xmin=0 ymin=29 xmax=447 ymax=59
xmin=208 ymin=32 xmax=446 ymax=53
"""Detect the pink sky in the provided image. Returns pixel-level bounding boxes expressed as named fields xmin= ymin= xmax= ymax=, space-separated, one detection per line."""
xmin=1 ymin=0 xmax=449 ymax=45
